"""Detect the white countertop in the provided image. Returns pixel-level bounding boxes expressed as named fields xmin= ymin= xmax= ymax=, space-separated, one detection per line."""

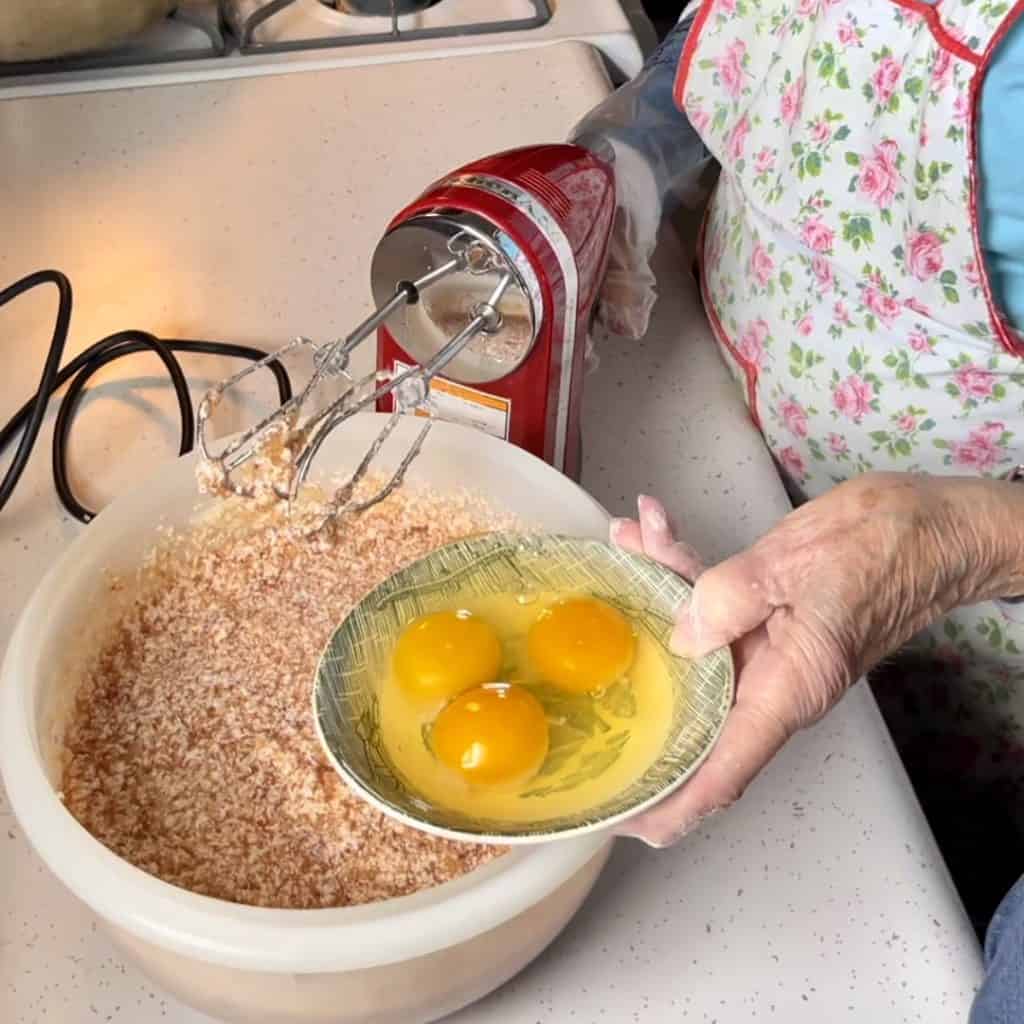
xmin=0 ymin=42 xmax=983 ymax=1022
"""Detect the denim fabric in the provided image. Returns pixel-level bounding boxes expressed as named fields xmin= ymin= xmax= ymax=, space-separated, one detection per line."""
xmin=971 ymin=875 xmax=1024 ymax=1024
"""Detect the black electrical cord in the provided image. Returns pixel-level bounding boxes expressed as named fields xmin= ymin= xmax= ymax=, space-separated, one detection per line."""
xmin=0 ymin=269 xmax=294 ymax=524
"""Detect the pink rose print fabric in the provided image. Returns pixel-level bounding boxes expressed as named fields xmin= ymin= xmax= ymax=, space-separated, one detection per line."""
xmin=858 ymin=141 xmax=900 ymax=209
xmin=907 ymin=231 xmax=944 ymax=280
xmin=678 ymin=0 xmax=1023 ymax=496
xmin=677 ymin=0 xmax=1024 ymax=834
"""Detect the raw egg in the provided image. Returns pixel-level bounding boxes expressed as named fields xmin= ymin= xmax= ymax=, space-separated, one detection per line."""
xmin=528 ymin=596 xmax=636 ymax=694
xmin=381 ymin=590 xmax=674 ymax=821
xmin=393 ymin=611 xmax=502 ymax=700
xmin=431 ymin=683 xmax=549 ymax=786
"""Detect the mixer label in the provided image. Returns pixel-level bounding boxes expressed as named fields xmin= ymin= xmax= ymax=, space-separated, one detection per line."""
xmin=395 ymin=361 xmax=510 ymax=440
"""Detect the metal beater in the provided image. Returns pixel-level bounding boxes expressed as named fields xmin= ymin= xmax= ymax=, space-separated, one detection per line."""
xmin=196 ymin=232 xmax=514 ymax=524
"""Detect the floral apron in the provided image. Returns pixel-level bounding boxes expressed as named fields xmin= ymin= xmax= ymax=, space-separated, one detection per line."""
xmin=673 ymin=0 xmax=1024 ymax=856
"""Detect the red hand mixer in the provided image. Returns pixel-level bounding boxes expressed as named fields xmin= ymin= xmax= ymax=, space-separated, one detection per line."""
xmin=197 ymin=144 xmax=615 ymax=524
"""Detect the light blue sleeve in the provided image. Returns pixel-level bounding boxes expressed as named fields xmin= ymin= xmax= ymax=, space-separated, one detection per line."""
xmin=978 ymin=20 xmax=1024 ymax=333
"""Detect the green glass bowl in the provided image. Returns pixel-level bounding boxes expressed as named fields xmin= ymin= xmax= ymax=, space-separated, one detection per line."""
xmin=313 ymin=532 xmax=734 ymax=844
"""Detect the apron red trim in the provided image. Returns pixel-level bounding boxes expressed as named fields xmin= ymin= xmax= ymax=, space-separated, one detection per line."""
xmin=695 ymin=204 xmax=763 ymax=431
xmin=890 ymin=0 xmax=981 ymax=64
xmin=673 ymin=0 xmax=716 ymax=110
xmin=969 ymin=0 xmax=1024 ymax=356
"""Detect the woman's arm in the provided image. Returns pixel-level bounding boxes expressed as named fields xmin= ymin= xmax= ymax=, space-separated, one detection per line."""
xmin=573 ymin=10 xmax=710 ymax=216
xmin=612 ymin=473 xmax=1024 ymax=846
xmin=571 ymin=7 xmax=715 ymax=340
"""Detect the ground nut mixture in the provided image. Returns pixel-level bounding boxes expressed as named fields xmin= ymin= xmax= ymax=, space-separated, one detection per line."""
xmin=61 ymin=489 xmax=510 ymax=909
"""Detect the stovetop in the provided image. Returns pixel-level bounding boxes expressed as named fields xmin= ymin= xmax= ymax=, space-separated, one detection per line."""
xmin=0 ymin=0 xmax=650 ymax=98
xmin=0 ymin=0 xmax=555 ymax=78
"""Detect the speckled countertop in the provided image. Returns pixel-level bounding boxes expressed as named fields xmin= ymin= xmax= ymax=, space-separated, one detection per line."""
xmin=0 ymin=42 xmax=983 ymax=1023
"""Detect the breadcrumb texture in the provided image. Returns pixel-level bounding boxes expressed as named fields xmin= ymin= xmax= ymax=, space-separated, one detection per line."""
xmin=61 ymin=487 xmax=513 ymax=909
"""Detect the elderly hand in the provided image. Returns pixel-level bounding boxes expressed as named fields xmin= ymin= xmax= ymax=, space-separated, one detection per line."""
xmin=611 ymin=475 xmax=1024 ymax=847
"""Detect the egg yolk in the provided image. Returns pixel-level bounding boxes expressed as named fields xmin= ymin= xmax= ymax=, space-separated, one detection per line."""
xmin=527 ymin=597 xmax=635 ymax=694
xmin=431 ymin=683 xmax=549 ymax=786
xmin=393 ymin=611 xmax=502 ymax=700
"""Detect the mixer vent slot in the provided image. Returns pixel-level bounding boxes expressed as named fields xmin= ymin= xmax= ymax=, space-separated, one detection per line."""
xmin=519 ymin=170 xmax=571 ymax=221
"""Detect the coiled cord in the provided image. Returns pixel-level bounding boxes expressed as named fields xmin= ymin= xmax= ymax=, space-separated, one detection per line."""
xmin=0 ymin=269 xmax=293 ymax=523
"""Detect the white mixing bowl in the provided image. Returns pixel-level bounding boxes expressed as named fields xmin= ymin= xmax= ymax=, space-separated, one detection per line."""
xmin=0 ymin=415 xmax=614 ymax=1024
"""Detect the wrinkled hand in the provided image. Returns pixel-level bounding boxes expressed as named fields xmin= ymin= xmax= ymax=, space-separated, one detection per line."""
xmin=611 ymin=474 xmax=1024 ymax=847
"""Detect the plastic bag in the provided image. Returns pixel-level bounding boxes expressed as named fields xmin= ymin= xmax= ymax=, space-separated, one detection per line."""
xmin=570 ymin=7 xmax=715 ymax=340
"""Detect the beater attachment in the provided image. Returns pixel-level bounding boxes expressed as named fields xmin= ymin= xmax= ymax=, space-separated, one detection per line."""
xmin=196 ymin=233 xmax=513 ymax=527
